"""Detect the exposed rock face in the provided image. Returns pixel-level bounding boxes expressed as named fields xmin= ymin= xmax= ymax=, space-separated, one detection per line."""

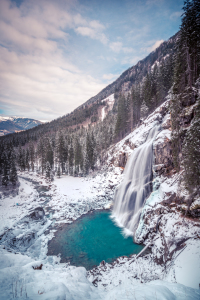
xmin=117 ymin=152 xmax=128 ymax=168
xmin=29 ymin=207 xmax=45 ymax=220
xmin=152 ymin=112 xmax=173 ymax=176
xmin=0 ymin=207 xmax=47 ymax=252
xmin=154 ymin=133 xmax=173 ymax=176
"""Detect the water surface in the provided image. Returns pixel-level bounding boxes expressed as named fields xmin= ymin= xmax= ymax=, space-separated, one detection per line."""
xmin=48 ymin=210 xmax=143 ymax=270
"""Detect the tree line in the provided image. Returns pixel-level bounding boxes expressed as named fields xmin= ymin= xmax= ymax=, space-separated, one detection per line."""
xmin=170 ymin=0 xmax=200 ymax=196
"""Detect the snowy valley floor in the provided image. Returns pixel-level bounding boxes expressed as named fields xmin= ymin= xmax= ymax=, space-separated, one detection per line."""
xmin=0 ymin=101 xmax=200 ymax=299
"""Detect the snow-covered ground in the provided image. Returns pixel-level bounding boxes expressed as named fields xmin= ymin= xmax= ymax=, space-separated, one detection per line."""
xmin=0 ymin=99 xmax=200 ymax=299
xmin=0 ymin=178 xmax=39 ymax=235
xmin=101 ymin=94 xmax=115 ymax=121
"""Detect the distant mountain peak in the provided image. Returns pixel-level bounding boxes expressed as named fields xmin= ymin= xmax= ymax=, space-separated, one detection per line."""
xmin=0 ymin=116 xmax=42 ymax=136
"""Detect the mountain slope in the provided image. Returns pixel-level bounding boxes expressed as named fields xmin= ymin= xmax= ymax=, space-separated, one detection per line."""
xmin=84 ymin=32 xmax=178 ymax=106
xmin=0 ymin=117 xmax=42 ymax=136
xmin=0 ymin=32 xmax=177 ymax=144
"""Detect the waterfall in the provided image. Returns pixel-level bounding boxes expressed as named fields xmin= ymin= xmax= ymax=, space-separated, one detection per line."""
xmin=112 ymin=124 xmax=160 ymax=234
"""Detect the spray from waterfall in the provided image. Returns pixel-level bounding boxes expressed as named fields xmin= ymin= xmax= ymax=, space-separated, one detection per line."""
xmin=112 ymin=124 xmax=160 ymax=234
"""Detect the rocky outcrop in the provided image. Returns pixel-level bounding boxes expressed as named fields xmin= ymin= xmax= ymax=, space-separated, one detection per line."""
xmin=0 ymin=207 xmax=48 ymax=253
xmin=154 ymin=139 xmax=173 ymax=176
xmin=153 ymin=126 xmax=173 ymax=176
xmin=117 ymin=152 xmax=128 ymax=168
xmin=29 ymin=207 xmax=45 ymax=220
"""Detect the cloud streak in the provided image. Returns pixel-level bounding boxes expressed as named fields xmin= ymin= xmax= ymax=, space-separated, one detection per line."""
xmin=0 ymin=0 xmax=183 ymax=120
xmin=0 ymin=0 xmax=107 ymax=120
xmin=147 ymin=40 xmax=164 ymax=52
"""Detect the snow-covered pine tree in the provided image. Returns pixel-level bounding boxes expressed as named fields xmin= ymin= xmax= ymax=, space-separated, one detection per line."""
xmin=10 ymin=152 xmax=18 ymax=186
xmin=56 ymin=132 xmax=66 ymax=173
xmin=132 ymin=84 xmax=141 ymax=126
xmin=45 ymin=161 xmax=52 ymax=180
xmin=1 ymin=151 xmax=9 ymax=187
xmin=29 ymin=142 xmax=35 ymax=171
xmin=25 ymin=148 xmax=30 ymax=171
xmin=57 ymin=164 xmax=61 ymax=178
xmin=140 ymin=101 xmax=149 ymax=119
xmin=68 ymin=141 xmax=74 ymax=175
xmin=74 ymin=137 xmax=83 ymax=175
xmin=37 ymin=138 xmax=46 ymax=174
xmin=182 ymin=79 xmax=200 ymax=193
xmin=45 ymin=138 xmax=54 ymax=169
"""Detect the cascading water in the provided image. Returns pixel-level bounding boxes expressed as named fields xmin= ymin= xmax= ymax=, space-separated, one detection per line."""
xmin=112 ymin=124 xmax=160 ymax=234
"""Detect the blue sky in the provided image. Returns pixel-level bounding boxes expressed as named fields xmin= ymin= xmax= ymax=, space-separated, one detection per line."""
xmin=0 ymin=0 xmax=183 ymax=121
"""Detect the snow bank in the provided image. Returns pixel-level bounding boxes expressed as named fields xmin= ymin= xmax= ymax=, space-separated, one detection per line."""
xmin=0 ymin=247 xmax=199 ymax=300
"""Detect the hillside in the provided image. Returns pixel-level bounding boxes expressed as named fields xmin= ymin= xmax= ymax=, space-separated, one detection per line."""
xmin=85 ymin=32 xmax=178 ymax=106
xmin=0 ymin=32 xmax=177 ymax=140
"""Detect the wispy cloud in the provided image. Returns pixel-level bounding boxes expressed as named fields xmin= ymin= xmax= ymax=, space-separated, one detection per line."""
xmin=147 ymin=40 xmax=164 ymax=52
xmin=0 ymin=0 xmax=107 ymax=120
xmin=75 ymin=23 xmax=108 ymax=45
xmin=0 ymin=0 xmax=183 ymax=120
xmin=170 ymin=11 xmax=182 ymax=20
xmin=109 ymin=41 xmax=123 ymax=53
xmin=102 ymin=73 xmax=119 ymax=81
xmin=109 ymin=42 xmax=134 ymax=54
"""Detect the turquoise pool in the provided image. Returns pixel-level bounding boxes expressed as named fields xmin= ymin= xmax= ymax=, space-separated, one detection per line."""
xmin=48 ymin=210 xmax=143 ymax=270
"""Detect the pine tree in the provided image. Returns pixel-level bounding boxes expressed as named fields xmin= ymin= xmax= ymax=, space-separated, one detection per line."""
xmin=132 ymin=84 xmax=141 ymax=126
xmin=74 ymin=138 xmax=83 ymax=175
xmin=140 ymin=101 xmax=149 ymax=119
xmin=18 ymin=146 xmax=24 ymax=171
xmin=182 ymin=81 xmax=200 ymax=193
xmin=10 ymin=152 xmax=18 ymax=186
xmin=29 ymin=142 xmax=35 ymax=171
xmin=115 ymin=94 xmax=128 ymax=139
xmin=57 ymin=164 xmax=61 ymax=178
xmin=68 ymin=141 xmax=74 ymax=175
xmin=156 ymin=64 xmax=165 ymax=104
xmin=45 ymin=138 xmax=54 ymax=169
xmin=22 ymin=149 xmax=26 ymax=171
xmin=56 ymin=132 xmax=66 ymax=173
xmin=25 ymin=148 xmax=30 ymax=171
xmin=143 ymin=72 xmax=152 ymax=109
xmin=1 ymin=151 xmax=9 ymax=187
xmin=45 ymin=161 xmax=52 ymax=180
xmin=37 ymin=138 xmax=45 ymax=174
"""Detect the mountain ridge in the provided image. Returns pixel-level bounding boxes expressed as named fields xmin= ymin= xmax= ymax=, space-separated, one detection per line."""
xmin=81 ymin=32 xmax=179 ymax=107
xmin=0 ymin=116 xmax=42 ymax=136
xmin=0 ymin=32 xmax=178 ymax=139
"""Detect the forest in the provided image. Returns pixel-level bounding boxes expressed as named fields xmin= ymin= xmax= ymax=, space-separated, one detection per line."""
xmin=0 ymin=0 xmax=199 ymax=201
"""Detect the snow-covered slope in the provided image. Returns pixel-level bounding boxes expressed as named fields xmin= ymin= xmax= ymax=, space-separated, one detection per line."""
xmin=101 ymin=94 xmax=115 ymax=121
xmin=0 ymin=99 xmax=200 ymax=299
xmin=0 ymin=246 xmax=199 ymax=300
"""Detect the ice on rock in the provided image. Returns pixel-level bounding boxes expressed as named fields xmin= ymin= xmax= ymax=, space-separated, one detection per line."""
xmin=112 ymin=124 xmax=160 ymax=233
